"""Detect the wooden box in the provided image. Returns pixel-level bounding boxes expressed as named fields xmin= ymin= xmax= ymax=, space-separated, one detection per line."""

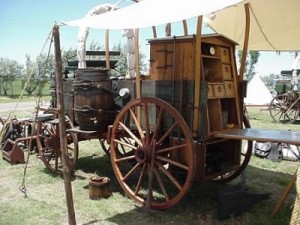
xmin=224 ymin=81 xmax=235 ymax=97
xmin=213 ymin=83 xmax=225 ymax=97
xmin=207 ymin=83 xmax=214 ymax=98
xmin=222 ymin=64 xmax=232 ymax=80
xmin=220 ymin=47 xmax=231 ymax=63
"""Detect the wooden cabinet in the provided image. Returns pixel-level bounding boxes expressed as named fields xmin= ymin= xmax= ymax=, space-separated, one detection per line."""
xmin=201 ymin=35 xmax=241 ymax=136
xmin=148 ymin=34 xmax=242 ymax=182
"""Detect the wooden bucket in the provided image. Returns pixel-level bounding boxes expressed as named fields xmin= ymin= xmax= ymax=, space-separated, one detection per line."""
xmin=73 ymin=68 xmax=115 ymax=131
xmin=89 ymin=176 xmax=111 ymax=199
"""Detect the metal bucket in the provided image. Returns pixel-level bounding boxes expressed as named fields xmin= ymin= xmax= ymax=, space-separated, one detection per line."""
xmin=73 ymin=69 xmax=115 ymax=131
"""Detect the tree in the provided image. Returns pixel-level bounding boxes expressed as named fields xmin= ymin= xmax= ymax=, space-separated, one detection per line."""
xmin=238 ymin=50 xmax=260 ymax=80
xmin=112 ymin=42 xmax=147 ymax=78
xmin=0 ymin=57 xmax=23 ymax=96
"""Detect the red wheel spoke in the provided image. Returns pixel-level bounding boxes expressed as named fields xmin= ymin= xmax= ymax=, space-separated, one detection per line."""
xmin=129 ymin=109 xmax=145 ymax=140
xmin=156 ymin=155 xmax=188 ymax=171
xmin=135 ymin=163 xmax=147 ymax=195
xmin=114 ymin=139 xmax=137 ymax=150
xmin=122 ymin=162 xmax=141 ymax=181
xmin=156 ymin=143 xmax=187 ymax=154
xmin=156 ymin=161 xmax=182 ymax=190
xmin=151 ymin=107 xmax=164 ymax=145
xmin=153 ymin=167 xmax=170 ymax=201
xmin=143 ymin=102 xmax=151 ymax=144
xmin=157 ymin=122 xmax=178 ymax=145
xmin=114 ymin=154 xmax=135 ymax=162
xmin=119 ymin=122 xmax=143 ymax=147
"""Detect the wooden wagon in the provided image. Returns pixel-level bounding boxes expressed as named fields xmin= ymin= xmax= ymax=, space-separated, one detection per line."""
xmin=2 ymin=0 xmax=300 ymax=215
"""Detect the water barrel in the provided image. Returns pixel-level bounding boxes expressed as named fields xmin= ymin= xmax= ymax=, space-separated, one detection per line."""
xmin=73 ymin=68 xmax=115 ymax=131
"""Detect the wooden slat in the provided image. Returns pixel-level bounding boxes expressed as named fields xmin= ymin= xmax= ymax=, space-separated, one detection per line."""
xmin=85 ymin=50 xmax=121 ymax=56
xmin=215 ymin=128 xmax=300 ymax=145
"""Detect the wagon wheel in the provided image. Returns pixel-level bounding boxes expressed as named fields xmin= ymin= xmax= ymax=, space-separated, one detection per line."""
xmin=36 ymin=109 xmax=78 ymax=174
xmin=99 ymin=138 xmax=110 ymax=155
xmin=110 ymin=97 xmax=195 ymax=210
xmin=100 ymin=132 xmax=137 ymax=157
xmin=212 ymin=112 xmax=253 ymax=183
xmin=269 ymin=93 xmax=298 ymax=123
xmin=284 ymin=95 xmax=299 ymax=123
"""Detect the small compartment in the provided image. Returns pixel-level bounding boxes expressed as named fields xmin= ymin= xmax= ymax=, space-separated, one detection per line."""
xmin=221 ymin=99 xmax=238 ymax=128
xmin=222 ymin=64 xmax=233 ymax=80
xmin=224 ymin=81 xmax=235 ymax=97
xmin=207 ymin=83 xmax=214 ymax=97
xmin=205 ymin=139 xmax=241 ymax=177
xmin=203 ymin=58 xmax=223 ymax=82
xmin=201 ymin=44 xmax=220 ymax=57
xmin=213 ymin=83 xmax=225 ymax=97
xmin=207 ymin=99 xmax=222 ymax=132
xmin=220 ymin=47 xmax=231 ymax=63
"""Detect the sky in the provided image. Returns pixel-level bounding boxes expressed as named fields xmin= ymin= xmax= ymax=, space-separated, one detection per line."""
xmin=0 ymin=0 xmax=297 ymax=77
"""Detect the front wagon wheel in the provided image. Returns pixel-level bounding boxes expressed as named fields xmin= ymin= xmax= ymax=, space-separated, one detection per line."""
xmin=110 ymin=97 xmax=195 ymax=210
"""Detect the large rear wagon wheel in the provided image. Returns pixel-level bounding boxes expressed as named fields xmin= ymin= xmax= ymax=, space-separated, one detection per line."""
xmin=212 ymin=113 xmax=253 ymax=183
xmin=110 ymin=97 xmax=195 ymax=210
xmin=36 ymin=109 xmax=78 ymax=174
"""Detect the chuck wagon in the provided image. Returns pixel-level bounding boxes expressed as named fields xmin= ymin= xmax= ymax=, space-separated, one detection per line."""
xmin=269 ymin=69 xmax=300 ymax=123
xmin=2 ymin=0 xmax=300 ymax=212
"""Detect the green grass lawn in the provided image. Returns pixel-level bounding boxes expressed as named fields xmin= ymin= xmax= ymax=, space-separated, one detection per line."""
xmin=0 ymin=106 xmax=299 ymax=225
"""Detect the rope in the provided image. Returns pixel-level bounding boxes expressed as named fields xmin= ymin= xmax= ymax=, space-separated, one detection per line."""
xmin=17 ymin=30 xmax=54 ymax=197
xmin=290 ymin=165 xmax=300 ymax=225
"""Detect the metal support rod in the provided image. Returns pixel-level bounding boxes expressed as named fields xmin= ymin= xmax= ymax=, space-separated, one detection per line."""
xmin=53 ymin=25 xmax=77 ymax=225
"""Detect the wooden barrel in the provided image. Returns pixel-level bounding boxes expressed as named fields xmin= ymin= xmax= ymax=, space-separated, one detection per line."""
xmin=73 ymin=68 xmax=115 ymax=131
xmin=89 ymin=176 xmax=111 ymax=199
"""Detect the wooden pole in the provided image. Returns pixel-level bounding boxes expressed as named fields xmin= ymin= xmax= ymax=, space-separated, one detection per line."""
xmin=239 ymin=3 xmax=250 ymax=82
xmin=135 ymin=28 xmax=141 ymax=99
xmin=105 ymin=30 xmax=110 ymax=69
xmin=53 ymin=25 xmax=77 ymax=225
xmin=182 ymin=20 xmax=188 ymax=36
xmin=192 ymin=16 xmax=203 ymax=136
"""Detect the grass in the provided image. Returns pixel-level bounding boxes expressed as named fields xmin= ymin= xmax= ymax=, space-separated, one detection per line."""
xmin=0 ymin=106 xmax=299 ymax=225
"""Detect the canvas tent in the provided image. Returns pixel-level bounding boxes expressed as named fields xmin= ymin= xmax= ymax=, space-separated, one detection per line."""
xmin=62 ymin=0 xmax=244 ymax=29
xmin=204 ymin=0 xmax=300 ymax=51
xmin=63 ymin=0 xmax=300 ymax=52
xmin=244 ymin=74 xmax=273 ymax=105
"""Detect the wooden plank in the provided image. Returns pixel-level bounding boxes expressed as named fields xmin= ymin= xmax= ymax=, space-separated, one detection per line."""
xmin=85 ymin=50 xmax=120 ymax=56
xmin=215 ymin=128 xmax=300 ymax=145
xmin=192 ymin=16 xmax=203 ymax=136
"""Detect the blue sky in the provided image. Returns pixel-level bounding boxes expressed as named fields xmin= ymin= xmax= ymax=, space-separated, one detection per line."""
xmin=0 ymin=0 xmax=296 ymax=76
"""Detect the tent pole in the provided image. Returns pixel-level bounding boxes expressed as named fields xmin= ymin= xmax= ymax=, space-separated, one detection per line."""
xmin=239 ymin=3 xmax=250 ymax=82
xmin=53 ymin=25 xmax=77 ymax=225
xmin=182 ymin=20 xmax=188 ymax=36
xmin=105 ymin=30 xmax=110 ymax=69
xmin=192 ymin=16 xmax=203 ymax=137
xmin=135 ymin=28 xmax=141 ymax=99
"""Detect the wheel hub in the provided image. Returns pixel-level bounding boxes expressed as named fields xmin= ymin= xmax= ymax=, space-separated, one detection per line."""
xmin=135 ymin=145 xmax=152 ymax=163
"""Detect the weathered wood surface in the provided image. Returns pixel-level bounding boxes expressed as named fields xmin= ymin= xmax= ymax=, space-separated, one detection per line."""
xmin=215 ymin=128 xmax=300 ymax=145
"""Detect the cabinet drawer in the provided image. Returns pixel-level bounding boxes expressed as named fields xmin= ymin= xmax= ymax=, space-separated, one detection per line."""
xmin=224 ymin=81 xmax=235 ymax=97
xmin=213 ymin=83 xmax=225 ymax=97
xmin=207 ymin=83 xmax=214 ymax=97
xmin=220 ymin=47 xmax=231 ymax=63
xmin=222 ymin=64 xmax=232 ymax=80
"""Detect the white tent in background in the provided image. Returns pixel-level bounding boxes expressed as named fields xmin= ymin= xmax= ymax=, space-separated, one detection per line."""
xmin=244 ymin=74 xmax=273 ymax=106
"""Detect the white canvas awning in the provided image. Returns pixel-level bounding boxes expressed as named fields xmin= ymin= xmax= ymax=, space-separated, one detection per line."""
xmin=204 ymin=0 xmax=300 ymax=51
xmin=62 ymin=0 xmax=244 ymax=30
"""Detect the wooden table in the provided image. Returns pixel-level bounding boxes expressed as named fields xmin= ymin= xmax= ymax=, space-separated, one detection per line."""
xmin=215 ymin=128 xmax=300 ymax=145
